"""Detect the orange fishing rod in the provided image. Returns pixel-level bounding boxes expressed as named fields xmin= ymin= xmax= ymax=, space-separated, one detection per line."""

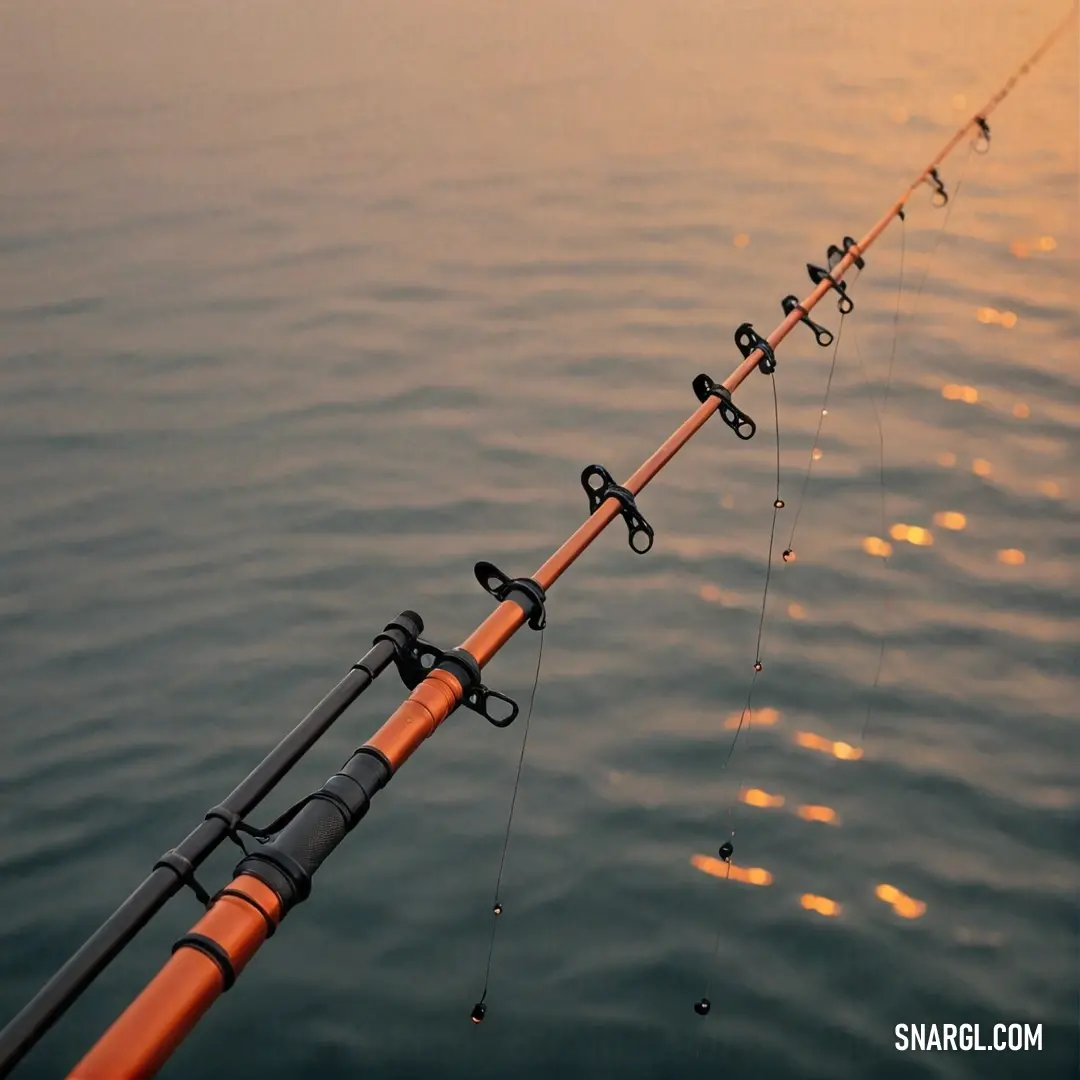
xmin=0 ymin=9 xmax=1070 ymax=1079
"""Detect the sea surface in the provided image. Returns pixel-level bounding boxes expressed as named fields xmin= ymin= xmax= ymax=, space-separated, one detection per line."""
xmin=1 ymin=2 xmax=1077 ymax=1078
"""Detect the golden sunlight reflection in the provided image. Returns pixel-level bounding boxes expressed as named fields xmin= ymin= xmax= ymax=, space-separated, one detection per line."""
xmin=699 ymin=584 xmax=741 ymax=606
xmin=876 ymin=883 xmax=927 ymax=919
xmin=932 ymin=511 xmax=967 ymax=531
xmin=941 ymin=383 xmax=979 ymax=404
xmin=937 ymin=451 xmax=957 ymax=468
xmin=741 ymin=788 xmax=785 ymax=809
xmin=972 ymin=459 xmax=993 ymax=477
xmin=691 ymin=855 xmax=773 ymax=886
xmin=800 ymin=894 xmax=842 ymax=918
xmin=1009 ymin=235 xmax=1057 ymax=258
xmin=893 ymin=895 xmax=928 ymax=919
xmin=732 ymin=233 xmax=751 ymax=249
xmin=1038 ymin=480 xmax=1061 ymax=499
xmin=787 ymin=602 xmax=806 ymax=620
xmin=795 ymin=731 xmax=864 ymax=760
xmin=997 ymin=548 xmax=1026 ymax=566
xmin=976 ymin=307 xmax=1019 ymax=328
xmin=812 ymin=448 xmax=823 ymax=462
xmin=1012 ymin=402 xmax=1030 ymax=419
xmin=889 ymin=523 xmax=933 ymax=546
xmin=796 ymin=804 xmax=840 ymax=825
xmin=863 ymin=536 xmax=893 ymax=558
xmin=723 ymin=706 xmax=780 ymax=730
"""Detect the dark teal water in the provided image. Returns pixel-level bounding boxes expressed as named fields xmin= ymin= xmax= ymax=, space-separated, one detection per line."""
xmin=1 ymin=2 xmax=1077 ymax=1077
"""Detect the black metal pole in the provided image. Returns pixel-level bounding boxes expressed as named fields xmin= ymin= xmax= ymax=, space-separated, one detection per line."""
xmin=0 ymin=611 xmax=422 ymax=1078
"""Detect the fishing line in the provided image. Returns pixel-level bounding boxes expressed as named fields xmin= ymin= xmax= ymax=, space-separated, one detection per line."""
xmin=863 ymin=210 xmax=908 ymax=528
xmin=779 ymin=248 xmax=876 ymax=562
xmin=786 ymin=140 xmax=972 ymax=562
xmin=753 ymin=376 xmax=784 ymax=669
xmin=778 ymin=151 xmax=972 ymax=752
xmin=470 ymin=629 xmax=545 ymax=1025
xmin=856 ymin=141 xmax=982 ymax=748
xmin=725 ymin=375 xmax=783 ymax=782
xmin=889 ymin=144 xmax=975 ymax=416
xmin=694 ymin=373 xmax=783 ymax=1021
xmin=846 ymin=216 xmax=906 ymax=747
xmin=782 ymin=313 xmax=847 ymax=562
xmin=878 ymin=210 xmax=908 ymax=418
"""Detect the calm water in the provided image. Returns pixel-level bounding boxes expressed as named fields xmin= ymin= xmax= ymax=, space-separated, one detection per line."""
xmin=1 ymin=2 xmax=1077 ymax=1077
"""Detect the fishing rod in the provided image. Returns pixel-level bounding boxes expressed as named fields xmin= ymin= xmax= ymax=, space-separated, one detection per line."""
xmin=1 ymin=8 xmax=1073 ymax=1077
